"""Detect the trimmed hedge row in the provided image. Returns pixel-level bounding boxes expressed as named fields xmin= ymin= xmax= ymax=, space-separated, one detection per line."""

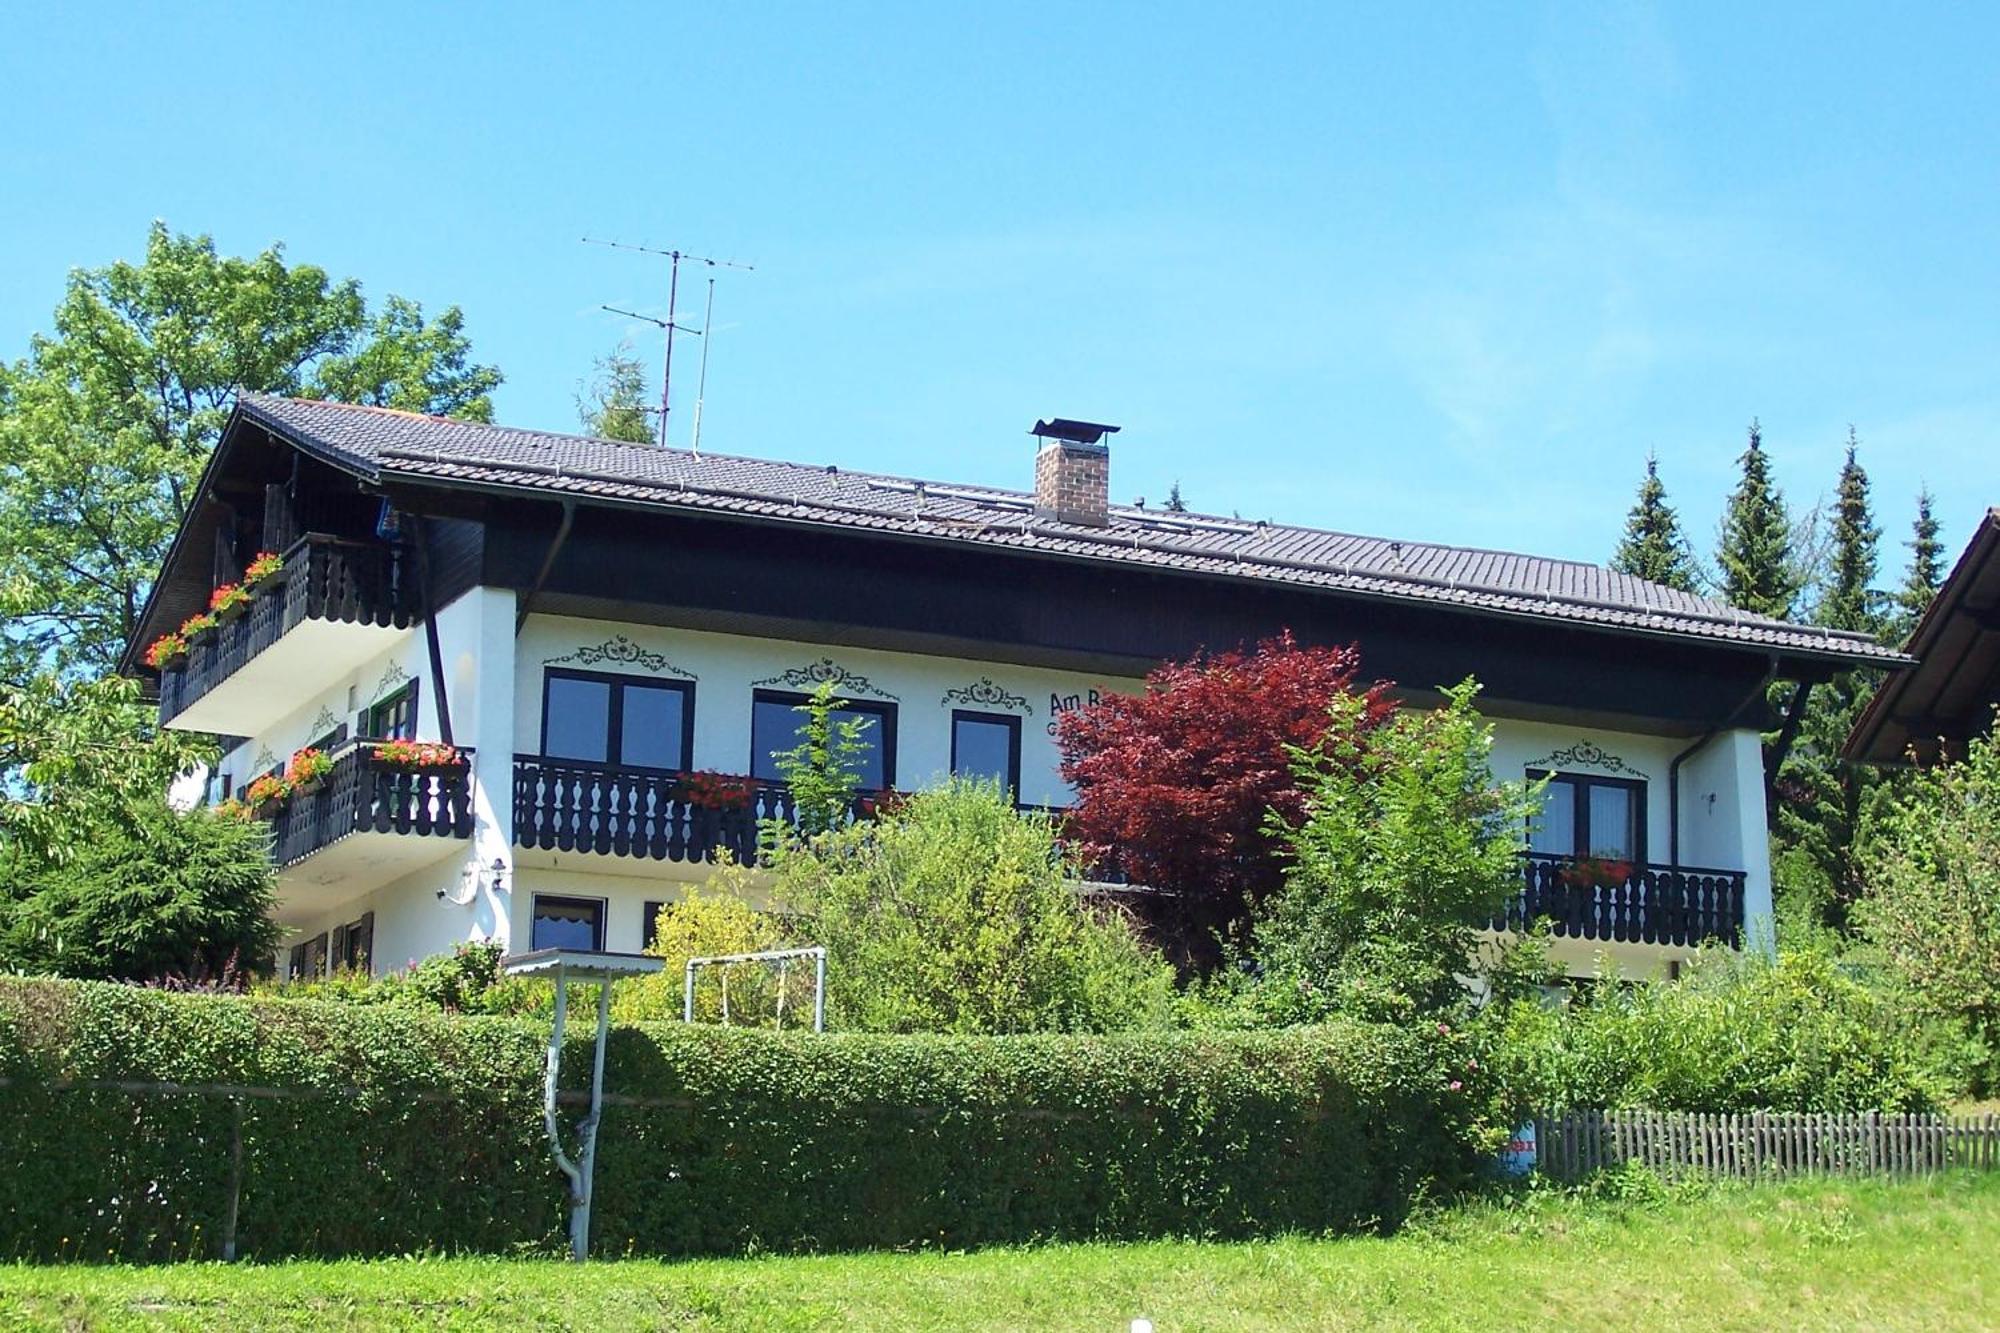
xmin=0 ymin=979 xmax=1482 ymax=1261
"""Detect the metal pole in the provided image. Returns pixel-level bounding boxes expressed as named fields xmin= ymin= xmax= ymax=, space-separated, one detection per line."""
xmin=569 ymin=978 xmax=613 ymax=1262
xmin=542 ymin=969 xmax=583 ymax=1238
xmin=683 ymin=957 xmax=697 ymax=1023
xmin=691 ymin=277 xmax=715 ymax=458
xmin=658 ymin=251 xmax=681 ymax=446
xmin=813 ymin=948 xmax=826 ymax=1033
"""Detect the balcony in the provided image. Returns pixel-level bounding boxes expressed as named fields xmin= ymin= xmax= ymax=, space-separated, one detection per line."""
xmin=512 ymin=758 xmax=794 ymax=865
xmin=1494 ymin=852 xmax=1746 ymax=948
xmin=159 ymin=535 xmax=416 ymax=735
xmin=261 ymin=742 xmax=475 ymax=890
xmin=512 ymin=758 xmax=1130 ymax=885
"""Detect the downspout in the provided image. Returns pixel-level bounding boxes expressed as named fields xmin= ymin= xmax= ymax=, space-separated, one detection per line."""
xmin=1668 ymin=655 xmax=1779 ymax=869
xmin=515 ymin=498 xmax=577 ymax=636
xmin=1763 ymin=680 xmax=1816 ymax=811
xmin=414 ymin=516 xmax=455 ymax=747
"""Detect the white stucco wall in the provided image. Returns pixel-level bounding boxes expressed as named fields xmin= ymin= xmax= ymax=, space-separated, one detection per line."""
xmin=214 ymin=594 xmax=1778 ymax=977
xmin=513 ymin=613 xmax=1142 ymax=811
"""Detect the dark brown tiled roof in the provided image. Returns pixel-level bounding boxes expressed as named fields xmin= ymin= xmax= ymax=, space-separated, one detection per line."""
xmin=237 ymin=393 xmax=1905 ymax=665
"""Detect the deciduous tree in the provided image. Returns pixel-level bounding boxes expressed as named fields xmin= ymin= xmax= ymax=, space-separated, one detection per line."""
xmin=1248 ymin=680 xmax=1540 ymax=1023
xmin=0 ymin=222 xmax=502 ymax=678
xmin=1055 ymin=631 xmax=1393 ymax=965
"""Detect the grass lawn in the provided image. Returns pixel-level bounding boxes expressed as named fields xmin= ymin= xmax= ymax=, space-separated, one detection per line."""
xmin=2 ymin=1173 xmax=1994 ymax=1331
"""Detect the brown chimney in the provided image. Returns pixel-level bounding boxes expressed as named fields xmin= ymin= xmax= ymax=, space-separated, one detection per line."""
xmin=1031 ymin=418 xmax=1119 ymax=527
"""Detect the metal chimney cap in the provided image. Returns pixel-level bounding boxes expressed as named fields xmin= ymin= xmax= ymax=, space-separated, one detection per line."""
xmin=1031 ymin=418 xmax=1121 ymax=446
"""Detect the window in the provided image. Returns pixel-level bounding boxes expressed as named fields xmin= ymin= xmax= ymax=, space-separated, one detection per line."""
xmin=1528 ymin=770 xmax=1645 ymax=863
xmin=532 ymin=895 xmax=605 ymax=951
xmin=329 ymin=912 xmax=374 ymax=973
xmin=541 ymin=669 xmax=694 ymax=771
xmin=751 ymin=690 xmax=896 ymax=790
xmin=642 ymin=900 xmax=666 ymax=951
xmin=364 ymin=681 xmax=419 ymax=741
xmin=287 ymin=932 xmax=329 ymax=981
xmin=951 ymin=710 xmax=1021 ymax=797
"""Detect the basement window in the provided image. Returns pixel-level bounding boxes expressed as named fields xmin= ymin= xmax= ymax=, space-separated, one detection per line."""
xmin=531 ymin=895 xmax=605 ymax=952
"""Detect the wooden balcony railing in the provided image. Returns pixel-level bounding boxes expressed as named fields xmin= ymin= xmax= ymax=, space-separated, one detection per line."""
xmin=157 ymin=534 xmax=415 ymax=725
xmin=262 ymin=742 xmax=476 ymax=868
xmin=512 ymin=759 xmax=842 ymax=864
xmin=1494 ymin=852 xmax=1747 ymax=947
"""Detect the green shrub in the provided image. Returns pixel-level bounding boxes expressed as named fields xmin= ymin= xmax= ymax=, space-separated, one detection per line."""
xmin=0 ymin=976 xmax=1483 ymax=1260
xmin=1248 ymin=679 xmax=1542 ymax=1024
xmin=772 ymin=778 xmax=1178 ymax=1034
xmin=612 ymin=866 xmax=816 ymax=1026
xmin=0 ymin=802 xmax=279 ymax=982
xmin=1855 ymin=715 xmax=2000 ymax=1093
xmin=1481 ymin=948 xmax=1956 ymax=1114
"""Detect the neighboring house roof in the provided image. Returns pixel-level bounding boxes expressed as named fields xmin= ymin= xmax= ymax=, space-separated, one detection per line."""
xmin=1844 ymin=508 xmax=2000 ymax=765
xmin=231 ymin=392 xmax=1902 ymax=667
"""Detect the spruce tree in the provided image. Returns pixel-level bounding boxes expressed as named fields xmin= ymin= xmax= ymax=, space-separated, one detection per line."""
xmin=1610 ymin=452 xmax=1699 ymax=591
xmin=1894 ymin=487 xmax=1945 ymax=633
xmin=1772 ymin=432 xmax=1889 ymax=937
xmin=1715 ymin=419 xmax=1800 ymax=619
xmin=1164 ymin=481 xmax=1188 ymax=513
xmin=1817 ymin=430 xmax=1882 ymax=635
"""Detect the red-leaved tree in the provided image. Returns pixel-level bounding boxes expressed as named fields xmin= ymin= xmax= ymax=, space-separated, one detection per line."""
xmin=1055 ymin=631 xmax=1394 ymax=968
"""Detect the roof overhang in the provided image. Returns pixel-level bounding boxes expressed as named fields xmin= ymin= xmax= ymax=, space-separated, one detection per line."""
xmin=1845 ymin=508 xmax=2000 ymax=765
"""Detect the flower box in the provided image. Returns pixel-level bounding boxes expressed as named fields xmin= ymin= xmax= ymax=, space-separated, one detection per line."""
xmin=1559 ymin=856 xmax=1635 ymax=891
xmin=371 ymin=739 xmax=466 ymax=773
xmin=285 ymin=747 xmax=333 ymax=796
xmin=243 ymin=550 xmax=285 ymax=592
xmin=676 ymin=770 xmax=757 ymax=812
xmin=244 ymin=773 xmax=291 ymax=815
xmin=144 ymin=632 xmax=189 ymax=673
xmin=210 ymin=582 xmax=252 ymax=623
xmin=179 ymin=612 xmax=220 ymax=646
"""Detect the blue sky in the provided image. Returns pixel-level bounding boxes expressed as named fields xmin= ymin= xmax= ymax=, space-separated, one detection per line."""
xmin=3 ymin=2 xmax=1994 ymax=584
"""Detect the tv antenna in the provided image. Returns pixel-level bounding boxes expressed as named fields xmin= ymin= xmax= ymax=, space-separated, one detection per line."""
xmin=583 ymin=237 xmax=753 ymax=447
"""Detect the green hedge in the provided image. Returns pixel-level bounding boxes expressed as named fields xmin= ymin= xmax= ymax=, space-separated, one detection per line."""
xmin=0 ymin=979 xmax=1480 ymax=1261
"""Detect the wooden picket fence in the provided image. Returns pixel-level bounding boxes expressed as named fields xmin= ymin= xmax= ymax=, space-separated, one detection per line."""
xmin=1532 ymin=1109 xmax=2000 ymax=1181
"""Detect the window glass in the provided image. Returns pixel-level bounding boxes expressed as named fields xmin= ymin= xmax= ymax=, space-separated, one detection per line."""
xmin=544 ymin=676 xmax=612 ymax=762
xmin=1588 ymin=783 xmax=1640 ymax=859
xmin=621 ymin=683 xmax=686 ymax=770
xmin=1529 ymin=779 xmax=1577 ymax=856
xmin=531 ymin=896 xmax=603 ymax=951
xmin=751 ymin=693 xmax=891 ymax=788
xmin=951 ymin=713 xmax=1019 ymax=793
xmin=365 ymin=683 xmax=418 ymax=741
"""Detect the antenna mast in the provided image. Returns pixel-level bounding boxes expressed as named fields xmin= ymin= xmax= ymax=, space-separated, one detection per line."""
xmin=690 ymin=277 xmax=716 ymax=458
xmin=583 ymin=237 xmax=753 ymax=447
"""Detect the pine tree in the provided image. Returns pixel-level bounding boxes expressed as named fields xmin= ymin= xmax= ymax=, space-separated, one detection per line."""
xmin=1816 ymin=430 xmax=1882 ymax=635
xmin=1610 ymin=452 xmax=1699 ymax=591
xmin=1715 ymin=419 xmax=1800 ymax=620
xmin=1164 ymin=481 xmax=1188 ymax=513
xmin=1894 ymin=487 xmax=1945 ymax=634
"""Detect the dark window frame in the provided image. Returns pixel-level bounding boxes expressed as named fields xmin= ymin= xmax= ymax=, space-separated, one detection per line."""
xmin=642 ymin=899 xmax=666 ymax=951
xmin=531 ymin=893 xmax=607 ymax=952
xmin=750 ymin=688 xmax=897 ymax=790
xmin=1527 ymin=768 xmax=1648 ymax=865
xmin=949 ymin=709 xmax=1023 ymax=797
xmin=540 ymin=667 xmax=696 ymax=773
xmin=363 ymin=680 xmax=420 ymax=742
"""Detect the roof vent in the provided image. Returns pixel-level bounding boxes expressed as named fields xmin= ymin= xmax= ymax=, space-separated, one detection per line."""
xmin=1030 ymin=418 xmax=1119 ymax=527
